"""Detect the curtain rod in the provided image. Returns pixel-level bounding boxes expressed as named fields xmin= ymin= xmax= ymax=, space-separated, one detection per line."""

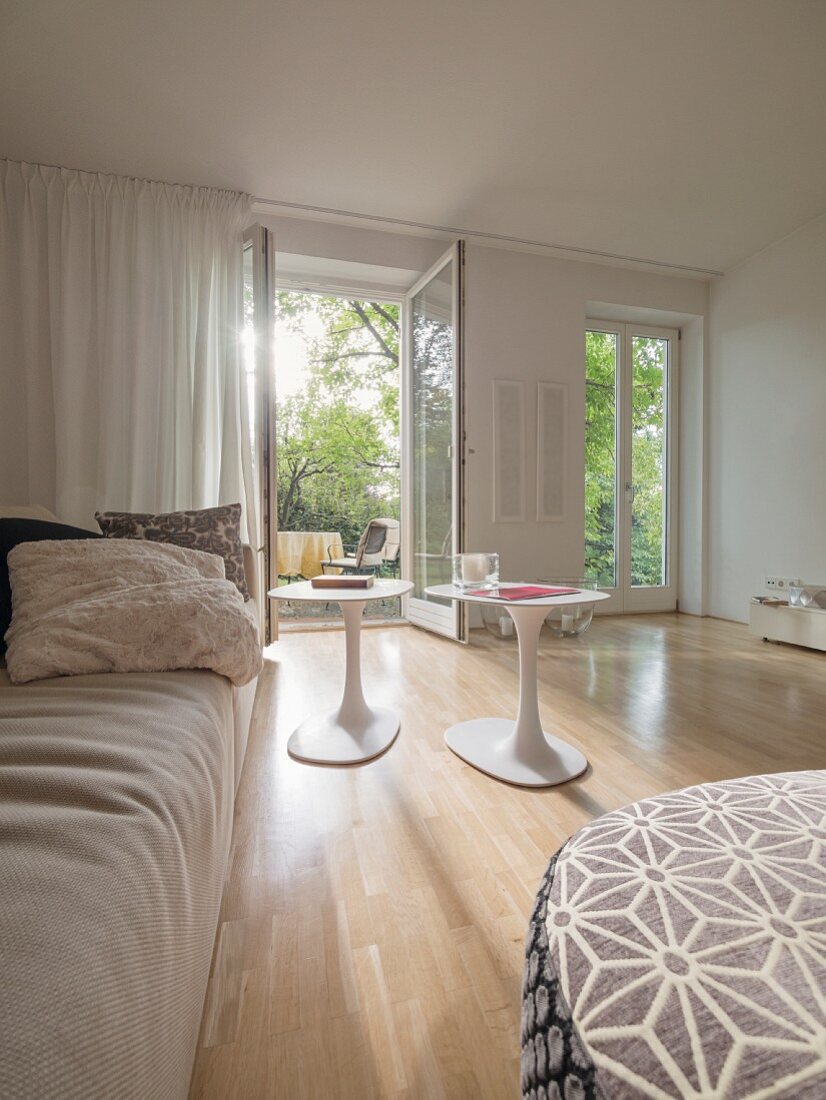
xmin=1 ymin=156 xmax=249 ymax=200
xmin=253 ymin=195 xmax=723 ymax=278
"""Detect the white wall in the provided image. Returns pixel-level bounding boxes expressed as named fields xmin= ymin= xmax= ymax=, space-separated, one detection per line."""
xmin=464 ymin=243 xmax=708 ymax=607
xmin=258 ymin=212 xmax=445 ymax=276
xmin=258 ymin=213 xmax=710 ymax=612
xmin=708 ymin=214 xmax=826 ymax=623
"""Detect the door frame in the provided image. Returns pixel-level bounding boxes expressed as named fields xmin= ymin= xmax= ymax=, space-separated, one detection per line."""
xmin=270 ymin=276 xmax=407 ymax=627
xmin=586 ymin=319 xmax=679 ymax=614
xmin=243 ymin=224 xmax=277 ymax=642
xmin=401 ymin=241 xmax=466 ymax=640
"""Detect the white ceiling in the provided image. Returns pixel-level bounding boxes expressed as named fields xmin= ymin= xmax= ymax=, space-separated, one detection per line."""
xmin=2 ymin=0 xmax=825 ymax=273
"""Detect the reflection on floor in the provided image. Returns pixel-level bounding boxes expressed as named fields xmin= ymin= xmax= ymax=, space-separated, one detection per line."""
xmin=190 ymin=614 xmax=825 ymax=1099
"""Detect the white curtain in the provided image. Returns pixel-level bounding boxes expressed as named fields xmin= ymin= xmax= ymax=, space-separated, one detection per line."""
xmin=0 ymin=159 xmax=257 ymax=542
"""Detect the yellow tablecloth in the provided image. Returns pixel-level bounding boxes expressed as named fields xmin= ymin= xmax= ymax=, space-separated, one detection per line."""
xmin=277 ymin=531 xmax=344 ymax=578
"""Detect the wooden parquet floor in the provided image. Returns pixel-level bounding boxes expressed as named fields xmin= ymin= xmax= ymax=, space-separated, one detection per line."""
xmin=190 ymin=614 xmax=826 ymax=1099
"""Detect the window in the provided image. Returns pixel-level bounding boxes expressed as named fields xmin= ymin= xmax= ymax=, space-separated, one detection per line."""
xmin=585 ymin=322 xmax=678 ymax=612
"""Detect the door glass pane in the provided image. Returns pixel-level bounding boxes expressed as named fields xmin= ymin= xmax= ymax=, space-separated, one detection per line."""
xmin=412 ymin=260 xmax=454 ymax=602
xmin=585 ymin=330 xmax=618 ymax=587
xmin=631 ymin=335 xmax=668 ymax=587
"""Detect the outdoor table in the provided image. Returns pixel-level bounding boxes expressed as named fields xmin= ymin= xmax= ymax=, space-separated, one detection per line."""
xmin=277 ymin=531 xmax=344 ymax=579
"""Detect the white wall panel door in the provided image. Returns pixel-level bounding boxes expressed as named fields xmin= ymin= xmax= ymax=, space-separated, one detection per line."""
xmin=492 ymin=380 xmax=526 ymax=523
xmin=536 ymin=382 xmax=568 ymax=522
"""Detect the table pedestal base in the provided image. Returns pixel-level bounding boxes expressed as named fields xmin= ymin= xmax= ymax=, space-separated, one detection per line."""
xmin=445 ymin=718 xmax=587 ymax=788
xmin=421 ymin=587 xmax=603 ymax=788
xmin=287 ymin=597 xmax=401 ymax=765
xmin=288 ymin=706 xmax=400 ymax=765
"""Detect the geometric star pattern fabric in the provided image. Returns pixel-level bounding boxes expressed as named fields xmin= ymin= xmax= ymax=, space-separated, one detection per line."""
xmin=523 ymin=772 xmax=826 ymax=1099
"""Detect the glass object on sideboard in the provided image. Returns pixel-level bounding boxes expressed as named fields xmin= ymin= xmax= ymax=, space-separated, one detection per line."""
xmin=481 ymin=602 xmax=517 ymax=641
xmin=537 ymin=578 xmax=598 ymax=638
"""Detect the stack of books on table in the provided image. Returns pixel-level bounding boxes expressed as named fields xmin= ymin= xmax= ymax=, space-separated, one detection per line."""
xmin=311 ymin=575 xmax=374 ymax=589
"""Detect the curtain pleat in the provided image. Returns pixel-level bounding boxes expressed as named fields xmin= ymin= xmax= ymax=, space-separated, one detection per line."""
xmin=0 ymin=158 xmax=257 ymax=543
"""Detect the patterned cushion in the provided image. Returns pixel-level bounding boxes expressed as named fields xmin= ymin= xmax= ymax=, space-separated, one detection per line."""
xmin=96 ymin=503 xmax=250 ymax=600
xmin=523 ymin=771 xmax=826 ymax=1099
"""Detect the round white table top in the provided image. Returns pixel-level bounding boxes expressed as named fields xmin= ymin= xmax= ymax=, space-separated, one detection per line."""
xmin=268 ymin=578 xmax=413 ymax=603
xmin=424 ymin=583 xmax=610 ymax=609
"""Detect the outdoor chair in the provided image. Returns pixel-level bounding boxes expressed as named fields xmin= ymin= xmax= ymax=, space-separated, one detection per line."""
xmin=322 ymin=518 xmax=400 ymax=577
xmin=418 ymin=525 xmax=452 ymax=563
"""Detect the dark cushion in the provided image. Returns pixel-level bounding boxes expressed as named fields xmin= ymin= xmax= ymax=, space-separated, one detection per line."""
xmin=0 ymin=518 xmax=102 ymax=654
xmin=95 ymin=503 xmax=250 ymax=600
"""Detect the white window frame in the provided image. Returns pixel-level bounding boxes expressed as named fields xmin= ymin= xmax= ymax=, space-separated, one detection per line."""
xmin=586 ymin=319 xmax=679 ymax=614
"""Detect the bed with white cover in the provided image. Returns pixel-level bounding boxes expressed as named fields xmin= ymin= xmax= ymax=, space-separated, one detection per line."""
xmin=0 ymin=518 xmax=260 ymax=1099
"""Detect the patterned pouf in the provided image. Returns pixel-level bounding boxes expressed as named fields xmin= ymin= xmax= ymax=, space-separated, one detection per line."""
xmin=522 ymin=772 xmax=826 ymax=1099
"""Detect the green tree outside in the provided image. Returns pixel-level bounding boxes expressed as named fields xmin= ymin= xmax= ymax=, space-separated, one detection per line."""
xmin=274 ymin=293 xmax=400 ymax=548
xmin=585 ymin=330 xmax=667 ymax=588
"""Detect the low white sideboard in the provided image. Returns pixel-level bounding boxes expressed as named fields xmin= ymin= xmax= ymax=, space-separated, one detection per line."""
xmin=749 ymin=602 xmax=826 ymax=653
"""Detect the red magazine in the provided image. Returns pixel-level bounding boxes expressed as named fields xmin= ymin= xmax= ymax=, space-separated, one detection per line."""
xmin=484 ymin=585 xmax=579 ymax=601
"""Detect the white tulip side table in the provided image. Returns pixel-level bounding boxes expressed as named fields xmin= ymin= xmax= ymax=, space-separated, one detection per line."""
xmin=268 ymin=578 xmax=413 ymax=764
xmin=425 ymin=583 xmax=610 ymax=787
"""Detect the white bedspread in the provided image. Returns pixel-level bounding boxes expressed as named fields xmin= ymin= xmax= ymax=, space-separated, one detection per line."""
xmin=5 ymin=539 xmax=262 ymax=686
xmin=0 ymin=666 xmax=236 ymax=1099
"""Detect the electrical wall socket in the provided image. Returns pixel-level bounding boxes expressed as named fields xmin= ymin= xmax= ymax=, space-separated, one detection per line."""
xmin=765 ymin=576 xmax=802 ymax=591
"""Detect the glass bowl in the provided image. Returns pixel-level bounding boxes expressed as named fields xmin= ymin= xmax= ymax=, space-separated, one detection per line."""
xmin=481 ymin=602 xmax=518 ymax=641
xmin=537 ymin=578 xmax=599 ymax=638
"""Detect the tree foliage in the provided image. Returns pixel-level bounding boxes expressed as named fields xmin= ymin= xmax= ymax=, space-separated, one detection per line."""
xmin=585 ymin=331 xmax=618 ymax=586
xmin=585 ymin=331 xmax=666 ymax=588
xmin=275 ymin=293 xmax=400 ymax=546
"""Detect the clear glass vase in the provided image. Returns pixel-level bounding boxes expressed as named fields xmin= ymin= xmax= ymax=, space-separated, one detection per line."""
xmin=452 ymin=552 xmax=499 ymax=591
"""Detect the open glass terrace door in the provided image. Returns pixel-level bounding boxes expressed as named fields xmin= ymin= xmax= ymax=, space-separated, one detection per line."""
xmin=242 ymin=225 xmax=276 ymax=642
xmin=402 ymin=242 xmax=465 ymax=640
